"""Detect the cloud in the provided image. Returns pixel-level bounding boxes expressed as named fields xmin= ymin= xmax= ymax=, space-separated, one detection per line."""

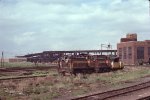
xmin=0 ymin=0 xmax=150 ymax=57
xmin=13 ymin=32 xmax=36 ymax=45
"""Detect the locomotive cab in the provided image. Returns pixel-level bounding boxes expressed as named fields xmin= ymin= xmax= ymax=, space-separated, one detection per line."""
xmin=111 ymin=57 xmax=124 ymax=69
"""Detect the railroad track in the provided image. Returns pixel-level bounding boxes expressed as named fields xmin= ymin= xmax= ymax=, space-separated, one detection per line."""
xmin=0 ymin=75 xmax=47 ymax=81
xmin=0 ymin=66 xmax=57 ymax=72
xmin=137 ymin=96 xmax=150 ymax=100
xmin=71 ymin=81 xmax=150 ymax=100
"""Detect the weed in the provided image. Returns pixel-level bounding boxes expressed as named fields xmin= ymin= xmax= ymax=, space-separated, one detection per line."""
xmin=0 ymin=66 xmax=150 ymax=100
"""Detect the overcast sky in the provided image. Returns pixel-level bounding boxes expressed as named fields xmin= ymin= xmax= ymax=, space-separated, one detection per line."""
xmin=0 ymin=0 xmax=150 ymax=57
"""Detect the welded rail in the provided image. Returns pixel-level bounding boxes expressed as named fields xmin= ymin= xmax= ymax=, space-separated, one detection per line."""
xmin=71 ymin=81 xmax=150 ymax=100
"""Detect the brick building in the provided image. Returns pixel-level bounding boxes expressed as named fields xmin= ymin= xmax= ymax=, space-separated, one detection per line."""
xmin=9 ymin=58 xmax=27 ymax=63
xmin=117 ymin=33 xmax=150 ymax=65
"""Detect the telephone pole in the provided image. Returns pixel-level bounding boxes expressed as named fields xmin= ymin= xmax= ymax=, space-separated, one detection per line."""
xmin=1 ymin=51 xmax=4 ymax=67
xmin=101 ymin=43 xmax=112 ymax=55
xmin=148 ymin=0 xmax=150 ymax=15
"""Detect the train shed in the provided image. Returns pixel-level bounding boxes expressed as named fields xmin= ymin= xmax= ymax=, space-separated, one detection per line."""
xmin=18 ymin=50 xmax=117 ymax=63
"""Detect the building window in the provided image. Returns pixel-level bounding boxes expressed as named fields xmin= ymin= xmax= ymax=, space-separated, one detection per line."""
xmin=128 ymin=47 xmax=132 ymax=59
xmin=148 ymin=47 xmax=150 ymax=56
xmin=137 ymin=47 xmax=144 ymax=59
xmin=119 ymin=48 xmax=122 ymax=59
xmin=123 ymin=47 xmax=127 ymax=59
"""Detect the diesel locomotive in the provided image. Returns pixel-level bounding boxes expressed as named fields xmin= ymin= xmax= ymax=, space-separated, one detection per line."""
xmin=58 ymin=54 xmax=124 ymax=75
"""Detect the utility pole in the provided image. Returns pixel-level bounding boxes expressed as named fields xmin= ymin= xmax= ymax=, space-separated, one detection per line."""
xmin=148 ymin=0 xmax=150 ymax=16
xmin=149 ymin=0 xmax=150 ymax=16
xmin=101 ymin=43 xmax=112 ymax=55
xmin=0 ymin=53 xmax=1 ymax=67
xmin=1 ymin=51 xmax=4 ymax=67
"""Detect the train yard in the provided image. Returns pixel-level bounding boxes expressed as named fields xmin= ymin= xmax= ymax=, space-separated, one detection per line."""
xmin=0 ymin=63 xmax=150 ymax=100
xmin=71 ymin=78 xmax=150 ymax=100
xmin=0 ymin=65 xmax=56 ymax=80
xmin=1 ymin=0 xmax=150 ymax=98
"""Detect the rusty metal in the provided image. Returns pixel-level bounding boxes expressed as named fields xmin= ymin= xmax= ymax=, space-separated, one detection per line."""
xmin=17 ymin=50 xmax=117 ymax=63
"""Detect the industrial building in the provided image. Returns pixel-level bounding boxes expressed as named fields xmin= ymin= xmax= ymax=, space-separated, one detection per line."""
xmin=0 ymin=58 xmax=27 ymax=63
xmin=17 ymin=33 xmax=150 ymax=65
xmin=18 ymin=50 xmax=117 ymax=63
xmin=117 ymin=33 xmax=150 ymax=65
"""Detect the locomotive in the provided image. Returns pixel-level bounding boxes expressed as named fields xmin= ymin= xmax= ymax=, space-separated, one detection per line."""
xmin=58 ymin=54 xmax=124 ymax=75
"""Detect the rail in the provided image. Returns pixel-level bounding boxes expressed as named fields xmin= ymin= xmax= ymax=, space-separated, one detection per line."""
xmin=137 ymin=96 xmax=150 ymax=100
xmin=0 ymin=75 xmax=47 ymax=81
xmin=71 ymin=81 xmax=150 ymax=100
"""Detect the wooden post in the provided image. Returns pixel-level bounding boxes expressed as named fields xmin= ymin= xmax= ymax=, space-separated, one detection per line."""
xmin=1 ymin=51 xmax=4 ymax=67
xmin=149 ymin=0 xmax=150 ymax=16
xmin=2 ymin=51 xmax=4 ymax=67
xmin=1 ymin=52 xmax=2 ymax=67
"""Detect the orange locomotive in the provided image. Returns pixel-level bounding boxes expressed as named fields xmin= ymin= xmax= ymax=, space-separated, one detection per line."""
xmin=58 ymin=54 xmax=124 ymax=75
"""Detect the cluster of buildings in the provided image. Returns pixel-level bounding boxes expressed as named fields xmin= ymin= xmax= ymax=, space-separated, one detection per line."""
xmin=117 ymin=33 xmax=150 ymax=65
xmin=1 ymin=58 xmax=27 ymax=63
xmin=1 ymin=33 xmax=150 ymax=65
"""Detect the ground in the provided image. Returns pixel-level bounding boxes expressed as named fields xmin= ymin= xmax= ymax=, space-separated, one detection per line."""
xmin=0 ymin=63 xmax=150 ymax=100
xmin=108 ymin=86 xmax=150 ymax=100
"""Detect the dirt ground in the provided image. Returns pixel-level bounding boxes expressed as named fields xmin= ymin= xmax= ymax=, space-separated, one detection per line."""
xmin=0 ymin=65 xmax=150 ymax=100
xmin=107 ymin=86 xmax=150 ymax=100
xmin=0 ymin=66 xmax=56 ymax=77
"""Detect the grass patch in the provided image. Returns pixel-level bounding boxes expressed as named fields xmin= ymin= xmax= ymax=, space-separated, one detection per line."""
xmin=97 ymin=69 xmax=150 ymax=84
xmin=0 ymin=66 xmax=150 ymax=99
xmin=1 ymin=62 xmax=34 ymax=68
xmin=1 ymin=62 xmax=52 ymax=68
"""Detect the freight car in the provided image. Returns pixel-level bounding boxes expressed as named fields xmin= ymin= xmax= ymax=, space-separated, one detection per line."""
xmin=58 ymin=54 xmax=124 ymax=75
